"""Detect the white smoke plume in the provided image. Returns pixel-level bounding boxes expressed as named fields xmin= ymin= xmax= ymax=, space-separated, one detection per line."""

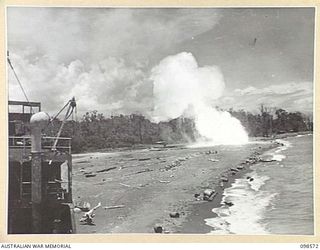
xmin=151 ymin=52 xmax=249 ymax=146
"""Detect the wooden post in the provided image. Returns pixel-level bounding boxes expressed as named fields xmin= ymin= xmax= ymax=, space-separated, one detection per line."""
xmin=30 ymin=112 xmax=49 ymax=233
xmin=67 ymin=154 xmax=72 ymax=202
xmin=31 ymin=151 xmax=43 ymax=233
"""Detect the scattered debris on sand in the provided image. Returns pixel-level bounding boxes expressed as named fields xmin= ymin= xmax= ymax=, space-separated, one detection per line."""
xmin=119 ymin=183 xmax=131 ymax=188
xmin=74 ymin=201 xmax=91 ymax=212
xmin=85 ymin=173 xmax=97 ymax=178
xmin=224 ymin=201 xmax=234 ymax=207
xmin=208 ymin=158 xmax=219 ymax=162
xmin=169 ymin=212 xmax=180 ymax=218
xmin=221 ymin=177 xmax=228 ymax=182
xmin=77 ymin=160 xmax=90 ymax=164
xmin=125 ymin=168 xmax=153 ymax=176
xmin=72 ymin=140 xmax=279 ymax=233
xmin=79 ymin=202 xmax=101 ymax=225
xmin=73 ymin=207 xmax=82 ymax=213
xmin=259 ymin=157 xmax=276 ymax=162
xmin=177 ymin=156 xmax=189 ymax=162
xmin=159 ymin=180 xmax=170 ymax=183
xmin=96 ymin=167 xmax=117 ymax=173
xmin=134 ymin=168 xmax=153 ymax=175
xmin=154 ymin=224 xmax=163 ymax=233
xmin=138 ymin=157 xmax=151 ymax=161
xmin=149 ymin=148 xmax=166 ymax=152
xmin=203 ymin=189 xmax=215 ymax=197
xmin=164 ymin=160 xmax=182 ymax=171
xmin=203 ymin=189 xmax=217 ymax=201
xmin=103 ymin=205 xmax=125 ymax=210
xmin=205 ymin=150 xmax=218 ymax=155
xmin=245 ymin=175 xmax=254 ymax=182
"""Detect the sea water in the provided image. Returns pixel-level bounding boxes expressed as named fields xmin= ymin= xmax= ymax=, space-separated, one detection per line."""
xmin=205 ymin=134 xmax=314 ymax=235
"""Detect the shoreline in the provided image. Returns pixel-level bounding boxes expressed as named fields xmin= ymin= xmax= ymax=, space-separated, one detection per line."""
xmin=169 ymin=132 xmax=313 ymax=234
xmin=72 ymin=131 xmax=311 ymax=155
xmin=174 ymin=141 xmax=279 ymax=234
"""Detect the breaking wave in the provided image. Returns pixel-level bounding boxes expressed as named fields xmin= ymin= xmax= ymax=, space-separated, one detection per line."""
xmin=205 ymin=172 xmax=277 ymax=235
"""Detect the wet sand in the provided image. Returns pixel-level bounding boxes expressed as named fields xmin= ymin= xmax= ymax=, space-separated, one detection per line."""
xmin=72 ymin=140 xmax=277 ymax=234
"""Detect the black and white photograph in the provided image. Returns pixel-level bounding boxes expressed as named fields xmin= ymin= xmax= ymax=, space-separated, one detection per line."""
xmin=6 ymin=6 xmax=315 ymax=235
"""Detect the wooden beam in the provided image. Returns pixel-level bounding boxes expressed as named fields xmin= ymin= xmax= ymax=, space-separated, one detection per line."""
xmin=9 ymin=100 xmax=41 ymax=108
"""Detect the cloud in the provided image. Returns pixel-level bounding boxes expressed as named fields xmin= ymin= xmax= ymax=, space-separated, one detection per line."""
xmin=8 ymin=52 xmax=152 ymax=116
xmin=219 ymin=82 xmax=313 ymax=113
xmin=7 ymin=8 xmax=220 ymax=64
xmin=7 ymin=8 xmax=221 ymax=116
xmin=234 ymin=82 xmax=312 ymax=96
xmin=7 ymin=8 xmax=313 ymax=117
xmin=9 ymin=49 xmax=313 ymax=118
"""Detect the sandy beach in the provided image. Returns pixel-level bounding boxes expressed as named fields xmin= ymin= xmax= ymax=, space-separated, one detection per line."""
xmin=72 ymin=139 xmax=277 ymax=234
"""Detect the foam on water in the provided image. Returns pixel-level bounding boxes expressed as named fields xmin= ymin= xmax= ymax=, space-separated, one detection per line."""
xmin=248 ymin=172 xmax=270 ymax=191
xmin=263 ymin=139 xmax=291 ymax=162
xmin=295 ymin=133 xmax=312 ymax=138
xmin=272 ymin=154 xmax=286 ymax=161
xmin=275 ymin=139 xmax=292 ymax=150
xmin=205 ymin=172 xmax=277 ymax=234
xmin=205 ymin=135 xmax=313 ymax=235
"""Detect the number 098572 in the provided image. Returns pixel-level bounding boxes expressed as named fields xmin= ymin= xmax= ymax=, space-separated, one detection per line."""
xmin=300 ymin=244 xmax=319 ymax=249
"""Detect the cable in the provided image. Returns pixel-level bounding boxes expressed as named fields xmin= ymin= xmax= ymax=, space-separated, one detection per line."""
xmin=7 ymin=51 xmax=33 ymax=113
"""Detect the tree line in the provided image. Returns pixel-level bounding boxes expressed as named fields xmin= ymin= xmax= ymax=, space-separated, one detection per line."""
xmin=229 ymin=105 xmax=313 ymax=137
xmin=44 ymin=106 xmax=313 ymax=153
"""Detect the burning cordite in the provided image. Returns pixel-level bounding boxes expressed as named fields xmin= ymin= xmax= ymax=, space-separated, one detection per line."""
xmin=151 ymin=52 xmax=249 ymax=146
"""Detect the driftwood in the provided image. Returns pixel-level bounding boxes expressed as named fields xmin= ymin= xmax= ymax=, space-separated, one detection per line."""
xmin=224 ymin=201 xmax=234 ymax=206
xmin=203 ymin=189 xmax=216 ymax=201
xmin=259 ymin=158 xmax=275 ymax=162
xmin=208 ymin=159 xmax=219 ymax=162
xmin=103 ymin=205 xmax=125 ymax=210
xmin=154 ymin=224 xmax=163 ymax=233
xmin=119 ymin=183 xmax=131 ymax=187
xmin=77 ymin=160 xmax=90 ymax=164
xmin=85 ymin=173 xmax=97 ymax=178
xmin=96 ymin=167 xmax=117 ymax=173
xmin=169 ymin=212 xmax=180 ymax=218
xmin=133 ymin=169 xmax=153 ymax=175
xmin=159 ymin=180 xmax=170 ymax=183
xmin=138 ymin=157 xmax=151 ymax=161
xmin=221 ymin=177 xmax=228 ymax=182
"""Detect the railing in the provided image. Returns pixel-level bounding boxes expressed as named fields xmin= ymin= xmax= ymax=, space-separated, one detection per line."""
xmin=9 ymin=136 xmax=72 ymax=154
xmin=21 ymin=181 xmax=70 ymax=202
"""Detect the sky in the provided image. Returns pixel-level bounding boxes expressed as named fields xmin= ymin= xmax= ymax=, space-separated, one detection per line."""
xmin=7 ymin=7 xmax=315 ymax=117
